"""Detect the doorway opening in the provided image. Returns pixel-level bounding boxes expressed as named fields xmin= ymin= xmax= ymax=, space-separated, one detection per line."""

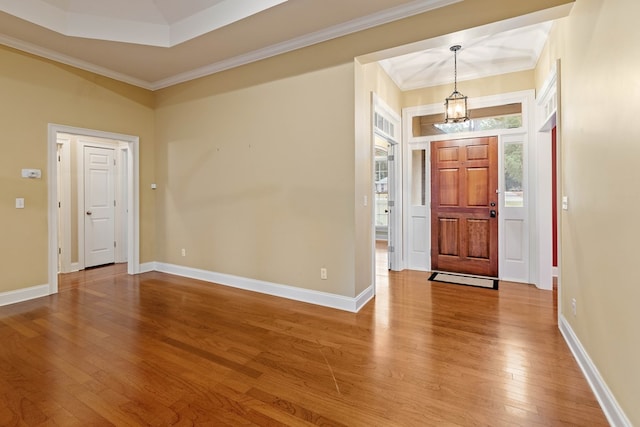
xmin=372 ymin=93 xmax=401 ymax=279
xmin=404 ymin=90 xmax=535 ymax=284
xmin=57 ymin=134 xmax=130 ymax=272
xmin=47 ymin=124 xmax=140 ymax=295
xmin=374 ymin=140 xmax=389 ymax=270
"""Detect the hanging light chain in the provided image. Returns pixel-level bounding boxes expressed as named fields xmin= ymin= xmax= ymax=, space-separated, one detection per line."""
xmin=451 ymin=45 xmax=461 ymax=93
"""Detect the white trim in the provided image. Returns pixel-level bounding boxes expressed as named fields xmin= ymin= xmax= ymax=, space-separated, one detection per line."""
xmin=534 ymin=65 xmax=558 ymax=291
xmin=355 ymin=285 xmax=375 ymax=312
xmin=0 ymin=34 xmax=153 ymax=90
xmin=0 ymin=284 xmax=50 ymax=307
xmin=154 ymin=262 xmax=372 ymax=313
xmin=0 ymin=0 xmax=460 ymax=90
xmin=115 ymin=145 xmax=128 ymax=263
xmin=48 ymin=124 xmax=141 ymax=296
xmin=56 ymin=137 xmax=72 ymax=273
xmin=155 ymin=0 xmax=460 ymax=89
xmin=559 ymin=316 xmax=632 ymax=427
xmin=372 ymin=93 xmax=403 ymax=274
xmin=139 ymin=262 xmax=157 ymax=274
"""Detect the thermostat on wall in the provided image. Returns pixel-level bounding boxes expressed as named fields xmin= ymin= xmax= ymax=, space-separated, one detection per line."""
xmin=21 ymin=169 xmax=42 ymax=179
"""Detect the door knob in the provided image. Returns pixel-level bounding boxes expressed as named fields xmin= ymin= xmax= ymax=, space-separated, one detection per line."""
xmin=86 ymin=211 xmax=92 ymax=215
xmin=490 ymin=210 xmax=496 ymax=218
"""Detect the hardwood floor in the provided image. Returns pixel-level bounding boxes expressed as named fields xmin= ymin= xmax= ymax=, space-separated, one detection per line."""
xmin=0 ymin=260 xmax=608 ymax=426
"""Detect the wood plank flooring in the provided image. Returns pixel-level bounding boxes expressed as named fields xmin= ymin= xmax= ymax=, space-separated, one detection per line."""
xmin=0 ymin=258 xmax=608 ymax=426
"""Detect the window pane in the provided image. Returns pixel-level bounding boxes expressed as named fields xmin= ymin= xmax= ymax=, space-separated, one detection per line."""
xmin=413 ymin=103 xmax=523 ymax=136
xmin=504 ymin=143 xmax=524 ymax=207
xmin=411 ymin=149 xmax=426 ymax=206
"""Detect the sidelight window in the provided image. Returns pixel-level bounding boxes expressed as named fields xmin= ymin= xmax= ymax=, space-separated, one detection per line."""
xmin=504 ymin=142 xmax=524 ymax=207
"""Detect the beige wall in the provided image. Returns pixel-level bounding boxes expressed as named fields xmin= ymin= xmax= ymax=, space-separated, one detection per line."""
xmin=536 ymin=0 xmax=640 ymax=423
xmin=155 ymin=59 xmax=357 ymax=296
xmin=403 ymin=70 xmax=535 ymax=108
xmin=0 ymin=46 xmax=156 ymax=293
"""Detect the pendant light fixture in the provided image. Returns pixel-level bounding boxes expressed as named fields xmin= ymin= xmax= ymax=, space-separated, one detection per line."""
xmin=444 ymin=45 xmax=469 ymax=123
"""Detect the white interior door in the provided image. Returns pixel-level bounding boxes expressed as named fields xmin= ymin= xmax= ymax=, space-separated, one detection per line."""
xmin=84 ymin=146 xmax=116 ymax=267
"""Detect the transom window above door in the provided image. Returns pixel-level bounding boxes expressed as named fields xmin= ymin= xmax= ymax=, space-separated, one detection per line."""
xmin=412 ymin=103 xmax=522 ymax=136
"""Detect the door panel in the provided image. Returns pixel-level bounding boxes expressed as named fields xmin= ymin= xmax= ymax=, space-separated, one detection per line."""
xmin=84 ymin=146 xmax=115 ymax=267
xmin=431 ymin=137 xmax=498 ymax=277
xmin=467 ymin=168 xmax=489 ymax=206
xmin=438 ymin=218 xmax=459 ymax=255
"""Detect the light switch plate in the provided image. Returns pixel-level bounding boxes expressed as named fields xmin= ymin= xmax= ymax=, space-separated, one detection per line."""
xmin=21 ymin=169 xmax=41 ymax=179
xmin=16 ymin=198 xmax=25 ymax=209
xmin=562 ymin=196 xmax=568 ymax=210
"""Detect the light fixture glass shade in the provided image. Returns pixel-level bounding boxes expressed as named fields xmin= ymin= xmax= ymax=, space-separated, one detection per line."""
xmin=445 ymin=90 xmax=468 ymax=123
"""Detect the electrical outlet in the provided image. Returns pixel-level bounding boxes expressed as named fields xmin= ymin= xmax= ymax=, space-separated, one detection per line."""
xmin=320 ymin=268 xmax=327 ymax=280
xmin=571 ymin=298 xmax=577 ymax=316
xmin=181 ymin=248 xmax=186 ymax=257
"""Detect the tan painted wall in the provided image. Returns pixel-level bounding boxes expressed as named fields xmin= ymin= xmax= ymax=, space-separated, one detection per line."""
xmin=536 ymin=0 xmax=640 ymax=423
xmin=0 ymin=46 xmax=156 ymax=293
xmin=155 ymin=60 xmax=356 ymax=296
xmin=403 ymin=70 xmax=535 ymax=108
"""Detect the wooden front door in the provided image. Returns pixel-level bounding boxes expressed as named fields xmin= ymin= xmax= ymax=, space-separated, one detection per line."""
xmin=431 ymin=137 xmax=498 ymax=277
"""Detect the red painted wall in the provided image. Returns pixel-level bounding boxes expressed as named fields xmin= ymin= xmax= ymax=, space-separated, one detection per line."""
xmin=552 ymin=126 xmax=558 ymax=267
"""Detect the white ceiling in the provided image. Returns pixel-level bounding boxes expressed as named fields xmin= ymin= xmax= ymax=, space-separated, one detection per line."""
xmin=379 ymin=22 xmax=553 ymax=91
xmin=0 ymin=0 xmax=558 ymax=91
xmin=2 ymin=0 xmax=288 ymax=47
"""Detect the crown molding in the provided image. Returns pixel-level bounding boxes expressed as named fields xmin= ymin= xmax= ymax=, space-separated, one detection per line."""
xmin=1 ymin=0 xmax=459 ymax=91
xmin=0 ymin=34 xmax=154 ymax=90
xmin=152 ymin=0 xmax=460 ymax=90
xmin=0 ymin=0 xmax=288 ymax=48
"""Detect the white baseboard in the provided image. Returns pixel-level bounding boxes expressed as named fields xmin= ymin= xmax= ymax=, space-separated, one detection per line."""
xmin=139 ymin=262 xmax=157 ymax=273
xmin=559 ymin=315 xmax=631 ymax=427
xmin=0 ymin=284 xmax=50 ymax=307
xmin=355 ymin=285 xmax=375 ymax=312
xmin=154 ymin=262 xmax=372 ymax=313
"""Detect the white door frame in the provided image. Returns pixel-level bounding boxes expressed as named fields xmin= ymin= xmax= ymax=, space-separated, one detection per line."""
xmin=372 ymin=93 xmax=403 ymax=274
xmin=47 ymin=124 xmax=140 ymax=294
xmin=536 ymin=62 xmax=560 ymax=292
xmin=56 ymin=137 xmax=72 ymax=273
xmin=402 ymin=90 xmax=541 ymax=285
xmin=115 ymin=144 xmax=129 ymax=264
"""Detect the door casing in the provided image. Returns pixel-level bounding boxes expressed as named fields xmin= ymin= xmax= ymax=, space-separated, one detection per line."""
xmin=48 ymin=124 xmax=140 ymax=295
xmin=402 ymin=90 xmax=538 ymax=285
